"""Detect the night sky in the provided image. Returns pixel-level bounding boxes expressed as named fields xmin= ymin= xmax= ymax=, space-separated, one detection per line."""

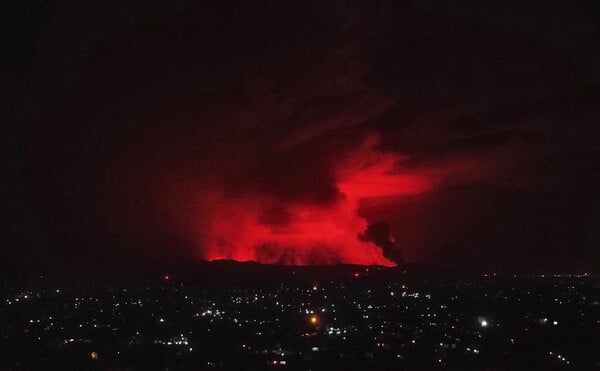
xmin=4 ymin=1 xmax=600 ymax=280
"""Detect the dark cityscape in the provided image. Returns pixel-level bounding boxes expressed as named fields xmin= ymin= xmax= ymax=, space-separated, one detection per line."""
xmin=4 ymin=1 xmax=600 ymax=369
xmin=1 ymin=265 xmax=599 ymax=369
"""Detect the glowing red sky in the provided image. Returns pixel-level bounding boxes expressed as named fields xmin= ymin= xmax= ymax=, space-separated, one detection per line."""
xmin=19 ymin=2 xmax=600 ymax=273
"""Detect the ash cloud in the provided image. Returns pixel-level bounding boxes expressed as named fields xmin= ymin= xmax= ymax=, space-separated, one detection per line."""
xmin=22 ymin=2 xmax=600 ymax=272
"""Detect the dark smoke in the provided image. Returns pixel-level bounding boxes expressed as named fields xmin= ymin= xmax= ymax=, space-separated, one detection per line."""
xmin=360 ymin=221 xmax=404 ymax=264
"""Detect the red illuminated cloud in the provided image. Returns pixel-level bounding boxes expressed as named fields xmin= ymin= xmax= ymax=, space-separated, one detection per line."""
xmin=23 ymin=2 xmax=593 ymax=272
xmin=186 ymin=133 xmax=478 ymax=266
xmin=190 ymin=135 xmax=429 ymax=265
xmin=167 ymin=121 xmax=506 ymax=266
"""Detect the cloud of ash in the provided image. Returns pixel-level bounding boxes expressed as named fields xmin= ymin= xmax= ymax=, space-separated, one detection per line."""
xmin=23 ymin=2 xmax=596 ymax=271
xmin=188 ymin=134 xmax=431 ymax=265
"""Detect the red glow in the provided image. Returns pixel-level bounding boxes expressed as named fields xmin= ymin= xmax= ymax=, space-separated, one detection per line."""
xmin=163 ymin=274 xmax=170 ymax=281
xmin=192 ymin=134 xmax=433 ymax=266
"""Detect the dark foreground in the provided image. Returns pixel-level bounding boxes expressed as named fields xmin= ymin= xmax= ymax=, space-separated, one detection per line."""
xmin=1 ymin=267 xmax=599 ymax=370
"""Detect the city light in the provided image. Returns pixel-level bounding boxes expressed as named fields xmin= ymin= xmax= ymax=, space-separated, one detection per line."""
xmin=1 ymin=272 xmax=594 ymax=369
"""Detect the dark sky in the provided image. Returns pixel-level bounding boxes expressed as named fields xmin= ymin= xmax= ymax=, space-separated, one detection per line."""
xmin=3 ymin=1 xmax=600 ymax=280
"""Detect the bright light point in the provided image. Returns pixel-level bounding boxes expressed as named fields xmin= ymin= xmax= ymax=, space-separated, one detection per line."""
xmin=478 ymin=317 xmax=489 ymax=327
xmin=309 ymin=315 xmax=318 ymax=325
xmin=163 ymin=275 xmax=170 ymax=281
xmin=552 ymin=321 xmax=558 ymax=325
